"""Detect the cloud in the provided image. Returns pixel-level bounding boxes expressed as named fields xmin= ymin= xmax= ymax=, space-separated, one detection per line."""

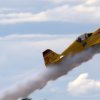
xmin=42 ymin=4 xmax=100 ymax=23
xmin=0 ymin=34 xmax=69 ymax=41
xmin=0 ymin=34 xmax=72 ymax=44
xmin=67 ymin=73 xmax=100 ymax=96
xmin=0 ymin=0 xmax=99 ymax=24
xmin=85 ymin=0 xmax=97 ymax=5
xmin=0 ymin=3 xmax=100 ymax=24
xmin=0 ymin=0 xmax=98 ymax=7
xmin=0 ymin=12 xmax=48 ymax=24
xmin=47 ymin=0 xmax=98 ymax=5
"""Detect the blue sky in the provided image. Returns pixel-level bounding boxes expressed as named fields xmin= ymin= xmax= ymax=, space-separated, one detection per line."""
xmin=0 ymin=0 xmax=100 ymax=100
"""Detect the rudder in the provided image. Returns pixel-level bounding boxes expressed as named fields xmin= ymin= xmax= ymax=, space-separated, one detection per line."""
xmin=43 ymin=49 xmax=59 ymax=66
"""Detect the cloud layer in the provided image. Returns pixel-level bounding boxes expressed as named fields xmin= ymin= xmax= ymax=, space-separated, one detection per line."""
xmin=0 ymin=0 xmax=99 ymax=24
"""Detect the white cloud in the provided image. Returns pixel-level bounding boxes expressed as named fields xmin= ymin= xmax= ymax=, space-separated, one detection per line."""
xmin=0 ymin=0 xmax=99 ymax=24
xmin=0 ymin=3 xmax=100 ymax=24
xmin=47 ymin=0 xmax=99 ymax=6
xmin=67 ymin=73 xmax=100 ymax=95
xmin=0 ymin=34 xmax=67 ymax=41
xmin=40 ymin=4 xmax=100 ymax=23
xmin=0 ymin=12 xmax=48 ymax=24
xmin=0 ymin=0 xmax=98 ymax=7
xmin=85 ymin=0 xmax=97 ymax=5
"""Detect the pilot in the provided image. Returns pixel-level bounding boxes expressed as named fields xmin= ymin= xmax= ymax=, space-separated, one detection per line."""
xmin=77 ymin=33 xmax=92 ymax=47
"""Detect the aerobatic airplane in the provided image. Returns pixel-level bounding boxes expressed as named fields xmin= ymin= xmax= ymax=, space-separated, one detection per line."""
xmin=43 ymin=28 xmax=100 ymax=66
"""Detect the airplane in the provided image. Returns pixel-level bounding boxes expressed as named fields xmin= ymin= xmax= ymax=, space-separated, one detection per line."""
xmin=43 ymin=28 xmax=100 ymax=66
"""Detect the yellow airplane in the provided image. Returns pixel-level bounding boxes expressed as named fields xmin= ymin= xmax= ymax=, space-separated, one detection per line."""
xmin=43 ymin=28 xmax=100 ymax=66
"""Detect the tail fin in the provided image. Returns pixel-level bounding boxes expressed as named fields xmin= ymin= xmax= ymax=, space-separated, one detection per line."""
xmin=43 ymin=49 xmax=59 ymax=66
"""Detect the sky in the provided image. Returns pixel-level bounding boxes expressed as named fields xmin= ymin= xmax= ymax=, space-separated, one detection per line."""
xmin=0 ymin=0 xmax=100 ymax=100
xmin=0 ymin=0 xmax=100 ymax=35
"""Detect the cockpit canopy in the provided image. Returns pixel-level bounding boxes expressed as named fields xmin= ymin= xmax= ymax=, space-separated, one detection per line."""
xmin=77 ymin=33 xmax=92 ymax=42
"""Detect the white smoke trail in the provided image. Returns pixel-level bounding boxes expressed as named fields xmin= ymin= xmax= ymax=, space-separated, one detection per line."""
xmin=0 ymin=44 xmax=100 ymax=100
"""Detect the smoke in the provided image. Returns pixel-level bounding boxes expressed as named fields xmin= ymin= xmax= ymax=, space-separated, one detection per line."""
xmin=0 ymin=44 xmax=100 ymax=100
